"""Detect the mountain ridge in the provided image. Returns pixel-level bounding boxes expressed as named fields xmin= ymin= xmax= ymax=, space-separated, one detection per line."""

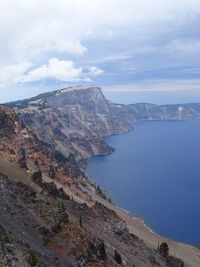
xmin=1 ymin=87 xmax=200 ymax=266
xmin=0 ymin=104 xmax=188 ymax=266
xmin=5 ymin=86 xmax=200 ymax=169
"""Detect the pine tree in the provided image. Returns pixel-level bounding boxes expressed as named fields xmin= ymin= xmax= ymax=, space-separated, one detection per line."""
xmin=34 ymin=158 xmax=38 ymax=166
xmin=114 ymin=249 xmax=122 ymax=265
xmin=79 ymin=215 xmax=83 ymax=228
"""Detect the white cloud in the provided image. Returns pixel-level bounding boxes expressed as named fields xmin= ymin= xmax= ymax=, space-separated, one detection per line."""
xmin=87 ymin=66 xmax=104 ymax=76
xmin=0 ymin=62 xmax=32 ymax=87
xmin=1 ymin=0 xmax=200 ymax=65
xmin=20 ymin=34 xmax=87 ymax=59
xmin=23 ymin=58 xmax=82 ymax=82
xmin=53 ymin=40 xmax=87 ymax=55
xmin=0 ymin=57 xmax=104 ymax=87
xmin=1 ymin=0 xmax=200 ymax=91
xmin=22 ymin=58 xmax=103 ymax=83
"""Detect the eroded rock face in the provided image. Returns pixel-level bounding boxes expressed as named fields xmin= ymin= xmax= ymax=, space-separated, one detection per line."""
xmin=89 ymin=241 xmax=106 ymax=260
xmin=16 ymin=147 xmax=27 ymax=168
xmin=0 ymin=105 xmax=83 ymax=189
xmin=0 ymin=89 xmax=191 ymax=266
xmin=49 ymin=164 xmax=55 ymax=179
xmin=7 ymin=87 xmax=123 ymax=168
xmin=0 ymin=173 xmax=74 ymax=267
xmin=6 ymin=86 xmax=200 ymax=169
xmin=158 ymin=242 xmax=185 ymax=266
xmin=0 ymin=108 xmax=15 ymax=138
xmin=39 ymin=210 xmax=69 ymax=237
xmin=31 ymin=170 xmax=42 ymax=184
xmin=41 ymin=181 xmax=70 ymax=200
xmin=167 ymin=256 xmax=185 ymax=267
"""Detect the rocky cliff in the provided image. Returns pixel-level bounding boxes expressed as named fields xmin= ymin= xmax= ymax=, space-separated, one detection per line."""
xmin=5 ymin=86 xmax=130 ymax=168
xmin=0 ymin=104 xmax=186 ymax=266
xmin=0 ymin=105 xmax=85 ymax=187
xmin=6 ymin=86 xmax=200 ymax=168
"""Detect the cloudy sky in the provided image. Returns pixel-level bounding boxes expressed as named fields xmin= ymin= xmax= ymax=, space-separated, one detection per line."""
xmin=1 ymin=0 xmax=200 ymax=103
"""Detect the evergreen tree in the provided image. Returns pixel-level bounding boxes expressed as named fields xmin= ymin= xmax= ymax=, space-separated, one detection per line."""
xmin=79 ymin=215 xmax=83 ymax=228
xmin=114 ymin=249 xmax=122 ymax=265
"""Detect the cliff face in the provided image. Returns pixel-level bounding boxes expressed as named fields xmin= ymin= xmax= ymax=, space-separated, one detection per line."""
xmin=0 ymin=105 xmax=84 ymax=185
xmin=126 ymin=102 xmax=200 ymax=121
xmin=0 ymin=105 xmax=185 ymax=267
xmin=1 ymin=89 xmax=196 ymax=266
xmin=6 ymin=86 xmax=132 ymax=167
xmin=6 ymin=86 xmax=200 ymax=168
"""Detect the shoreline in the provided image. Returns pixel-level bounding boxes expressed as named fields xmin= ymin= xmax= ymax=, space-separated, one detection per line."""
xmin=78 ymin=177 xmax=200 ymax=266
xmin=83 ymin=117 xmax=200 ymax=266
xmin=1 ymin=154 xmax=199 ymax=267
xmin=84 ymin=125 xmax=200 ymax=266
xmin=86 ymin=157 xmax=200 ymax=247
xmin=84 ymin=186 xmax=200 ymax=267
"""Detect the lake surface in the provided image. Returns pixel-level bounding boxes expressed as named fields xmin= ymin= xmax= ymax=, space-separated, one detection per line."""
xmin=86 ymin=119 xmax=200 ymax=248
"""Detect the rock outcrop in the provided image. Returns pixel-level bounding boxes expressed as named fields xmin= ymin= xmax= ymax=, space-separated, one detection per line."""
xmin=1 ymin=87 xmax=197 ymax=266
xmin=159 ymin=242 xmax=185 ymax=267
xmin=159 ymin=242 xmax=169 ymax=258
xmin=0 ymin=104 xmax=85 ymax=210
xmin=6 ymin=86 xmax=200 ymax=168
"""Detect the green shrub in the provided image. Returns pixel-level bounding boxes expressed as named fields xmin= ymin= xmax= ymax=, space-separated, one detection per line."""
xmin=87 ymin=249 xmax=93 ymax=258
xmin=60 ymin=201 xmax=66 ymax=211
xmin=79 ymin=215 xmax=83 ymax=228
xmin=34 ymin=158 xmax=38 ymax=166
xmin=28 ymin=252 xmax=38 ymax=266
xmin=54 ymin=151 xmax=67 ymax=164
xmin=114 ymin=249 xmax=122 ymax=265
xmin=80 ymin=181 xmax=87 ymax=187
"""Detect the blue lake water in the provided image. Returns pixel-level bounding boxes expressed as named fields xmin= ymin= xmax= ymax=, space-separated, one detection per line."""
xmin=86 ymin=119 xmax=200 ymax=248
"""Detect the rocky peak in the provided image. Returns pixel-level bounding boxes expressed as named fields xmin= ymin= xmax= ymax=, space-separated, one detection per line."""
xmin=46 ymin=85 xmax=110 ymax=113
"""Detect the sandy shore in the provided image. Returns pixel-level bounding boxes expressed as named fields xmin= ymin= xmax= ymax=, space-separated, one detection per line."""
xmin=100 ymin=199 xmax=200 ymax=267
xmin=80 ymin=184 xmax=200 ymax=267
xmin=121 ymin=213 xmax=200 ymax=267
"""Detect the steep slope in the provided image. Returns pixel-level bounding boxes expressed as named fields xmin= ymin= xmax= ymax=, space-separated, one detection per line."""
xmin=0 ymin=169 xmax=186 ymax=267
xmin=0 ymin=105 xmax=87 ymax=199
xmin=6 ymin=86 xmax=200 ymax=168
xmin=0 ymin=105 xmax=186 ymax=266
xmin=6 ymin=86 xmax=126 ymax=167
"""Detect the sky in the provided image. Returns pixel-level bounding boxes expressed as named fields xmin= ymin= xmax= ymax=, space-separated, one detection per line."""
xmin=1 ymin=0 xmax=200 ymax=104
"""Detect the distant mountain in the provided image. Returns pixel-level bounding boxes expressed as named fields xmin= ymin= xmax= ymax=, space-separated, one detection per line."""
xmin=6 ymin=86 xmax=200 ymax=168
